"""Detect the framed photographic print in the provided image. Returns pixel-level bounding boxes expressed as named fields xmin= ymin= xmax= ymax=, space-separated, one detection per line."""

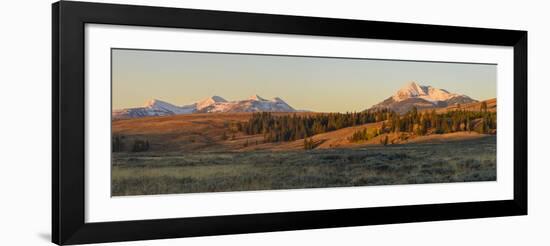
xmin=52 ymin=1 xmax=527 ymax=245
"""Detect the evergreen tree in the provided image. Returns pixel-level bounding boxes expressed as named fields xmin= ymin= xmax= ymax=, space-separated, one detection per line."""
xmin=380 ymin=135 xmax=389 ymax=146
xmin=131 ymin=139 xmax=149 ymax=152
xmin=243 ymin=107 xmax=495 ymax=144
xmin=481 ymin=101 xmax=488 ymax=113
xmin=112 ymin=136 xmax=124 ymax=152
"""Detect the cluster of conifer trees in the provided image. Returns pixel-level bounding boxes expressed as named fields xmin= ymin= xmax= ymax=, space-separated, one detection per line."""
xmin=240 ymin=102 xmax=496 ymax=144
xmin=112 ymin=135 xmax=150 ymax=152
xmin=349 ymin=127 xmax=382 ymax=142
xmin=131 ymin=139 xmax=151 ymax=152
xmin=112 ymin=135 xmax=125 ymax=152
xmin=238 ymin=110 xmax=390 ymax=143
xmin=349 ymin=102 xmax=497 ymax=142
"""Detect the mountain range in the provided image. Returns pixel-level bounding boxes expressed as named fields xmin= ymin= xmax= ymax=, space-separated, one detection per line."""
xmin=113 ymin=82 xmax=480 ymax=119
xmin=112 ymin=95 xmax=297 ymax=119
xmin=368 ymin=82 xmax=477 ymax=114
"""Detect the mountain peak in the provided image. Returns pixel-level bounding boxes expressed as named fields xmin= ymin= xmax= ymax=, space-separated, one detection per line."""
xmin=392 ymin=82 xmax=463 ymax=103
xmin=199 ymin=94 xmax=297 ymax=113
xmin=196 ymin=96 xmax=227 ymax=110
xmin=114 ymin=95 xmax=302 ymax=119
xmin=272 ymin=97 xmax=284 ymax=102
xmin=394 ymin=82 xmax=429 ymax=101
xmin=200 ymin=95 xmax=227 ymax=103
xmin=405 ymin=81 xmax=420 ymax=88
xmin=248 ymin=94 xmax=267 ymax=101
xmin=370 ymin=82 xmax=478 ymax=114
xmin=144 ymin=98 xmax=171 ymax=108
xmin=209 ymin=95 xmax=226 ymax=102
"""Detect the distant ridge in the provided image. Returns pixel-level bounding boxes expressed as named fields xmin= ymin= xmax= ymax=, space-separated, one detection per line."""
xmin=113 ymin=95 xmax=299 ymax=119
xmin=426 ymin=98 xmax=497 ymax=113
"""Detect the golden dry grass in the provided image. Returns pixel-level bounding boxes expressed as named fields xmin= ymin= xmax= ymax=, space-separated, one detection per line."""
xmin=111 ymin=112 xmax=497 ymax=196
xmin=112 ymin=136 xmax=497 ymax=196
xmin=113 ymin=112 xmax=313 ymax=152
xmin=113 ymin=112 xmax=492 ymax=153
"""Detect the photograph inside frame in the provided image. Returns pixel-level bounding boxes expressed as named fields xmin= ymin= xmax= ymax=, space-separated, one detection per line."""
xmin=111 ymin=48 xmax=497 ymax=196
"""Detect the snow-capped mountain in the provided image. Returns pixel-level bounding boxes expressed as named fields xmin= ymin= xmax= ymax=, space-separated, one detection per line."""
xmin=196 ymin=96 xmax=227 ymax=110
xmin=112 ymin=99 xmax=195 ymax=119
xmin=369 ymin=82 xmax=477 ymax=114
xmin=144 ymin=99 xmax=196 ymax=114
xmin=113 ymin=95 xmax=298 ymax=119
xmin=197 ymin=95 xmax=295 ymax=113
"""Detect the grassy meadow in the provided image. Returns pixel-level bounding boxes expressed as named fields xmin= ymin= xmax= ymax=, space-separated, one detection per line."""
xmin=112 ymin=136 xmax=496 ymax=196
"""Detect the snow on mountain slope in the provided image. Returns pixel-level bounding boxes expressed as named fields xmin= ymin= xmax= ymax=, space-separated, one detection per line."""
xmin=113 ymin=95 xmax=298 ymax=119
xmin=113 ymin=99 xmax=195 ymax=119
xmin=248 ymin=94 xmax=267 ymax=101
xmin=370 ymin=82 xmax=477 ymax=114
xmin=112 ymin=107 xmax=172 ymax=119
xmin=197 ymin=95 xmax=296 ymax=113
xmin=196 ymin=96 xmax=227 ymax=110
xmin=392 ymin=82 xmax=458 ymax=102
xmin=145 ymin=99 xmax=196 ymax=114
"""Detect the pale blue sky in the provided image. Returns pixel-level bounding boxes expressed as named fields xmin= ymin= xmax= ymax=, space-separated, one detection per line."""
xmin=112 ymin=49 xmax=496 ymax=112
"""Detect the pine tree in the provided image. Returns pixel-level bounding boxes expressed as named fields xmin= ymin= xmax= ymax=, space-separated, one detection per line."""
xmin=131 ymin=139 xmax=149 ymax=152
xmin=380 ymin=135 xmax=389 ymax=146
xmin=481 ymin=101 xmax=488 ymax=113
xmin=466 ymin=116 xmax=471 ymax=132
xmin=112 ymin=136 xmax=124 ymax=152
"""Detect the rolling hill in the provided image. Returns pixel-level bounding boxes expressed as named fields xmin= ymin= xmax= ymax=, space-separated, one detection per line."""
xmin=426 ymin=98 xmax=497 ymax=113
xmin=112 ymin=111 xmax=493 ymax=153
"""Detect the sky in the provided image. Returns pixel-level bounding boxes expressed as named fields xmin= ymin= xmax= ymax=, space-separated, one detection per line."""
xmin=112 ymin=49 xmax=496 ymax=113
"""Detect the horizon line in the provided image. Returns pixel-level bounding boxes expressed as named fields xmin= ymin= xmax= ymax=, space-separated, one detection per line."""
xmin=112 ymin=96 xmax=497 ymax=112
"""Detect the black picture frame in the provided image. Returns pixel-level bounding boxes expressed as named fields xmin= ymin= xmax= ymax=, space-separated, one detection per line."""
xmin=52 ymin=1 xmax=527 ymax=245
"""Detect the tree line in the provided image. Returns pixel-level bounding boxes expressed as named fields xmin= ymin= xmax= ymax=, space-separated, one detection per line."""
xmin=239 ymin=102 xmax=496 ymax=144
xmin=387 ymin=102 xmax=496 ymax=135
xmin=112 ymin=135 xmax=151 ymax=152
xmin=349 ymin=102 xmax=497 ymax=142
xmin=238 ymin=110 xmax=391 ymax=143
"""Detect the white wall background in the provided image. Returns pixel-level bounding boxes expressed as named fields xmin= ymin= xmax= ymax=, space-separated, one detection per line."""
xmin=0 ymin=0 xmax=547 ymax=245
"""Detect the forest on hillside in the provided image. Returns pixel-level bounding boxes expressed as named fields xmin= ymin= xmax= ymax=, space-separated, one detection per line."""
xmin=239 ymin=102 xmax=496 ymax=144
xmin=237 ymin=109 xmax=391 ymax=142
xmin=349 ymin=102 xmax=496 ymax=142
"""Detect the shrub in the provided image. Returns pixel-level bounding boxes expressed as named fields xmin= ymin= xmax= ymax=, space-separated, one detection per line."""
xmin=304 ymin=137 xmax=315 ymax=150
xmin=380 ymin=135 xmax=389 ymax=146
xmin=112 ymin=135 xmax=125 ymax=152
xmin=131 ymin=139 xmax=150 ymax=152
